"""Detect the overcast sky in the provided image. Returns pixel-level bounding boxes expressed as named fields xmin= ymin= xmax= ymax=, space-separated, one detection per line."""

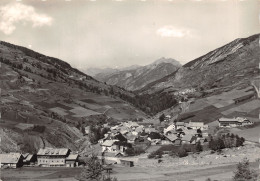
xmin=0 ymin=0 xmax=259 ymax=69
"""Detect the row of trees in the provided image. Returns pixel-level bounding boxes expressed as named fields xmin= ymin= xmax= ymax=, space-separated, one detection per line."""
xmin=208 ymin=134 xmax=245 ymax=151
xmin=148 ymin=142 xmax=203 ymax=159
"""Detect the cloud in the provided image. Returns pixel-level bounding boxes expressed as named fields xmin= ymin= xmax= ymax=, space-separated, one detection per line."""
xmin=0 ymin=2 xmax=52 ymax=35
xmin=156 ymin=26 xmax=191 ymax=38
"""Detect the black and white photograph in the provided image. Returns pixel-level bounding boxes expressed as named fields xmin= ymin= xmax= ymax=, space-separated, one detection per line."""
xmin=0 ymin=0 xmax=259 ymax=180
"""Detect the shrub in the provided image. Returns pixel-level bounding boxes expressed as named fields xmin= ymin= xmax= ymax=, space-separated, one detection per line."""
xmin=177 ymin=147 xmax=188 ymax=157
xmin=196 ymin=141 xmax=203 ymax=152
xmin=148 ymin=150 xmax=163 ymax=159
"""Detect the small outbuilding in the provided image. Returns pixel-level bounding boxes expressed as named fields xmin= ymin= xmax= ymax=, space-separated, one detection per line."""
xmin=65 ymin=154 xmax=79 ymax=167
xmin=120 ymin=159 xmax=134 ymax=167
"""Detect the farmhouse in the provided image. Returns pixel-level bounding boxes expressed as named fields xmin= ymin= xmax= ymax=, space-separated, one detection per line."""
xmin=175 ymin=122 xmax=185 ymax=129
xmin=0 ymin=153 xmax=24 ymax=168
xmin=187 ymin=121 xmax=207 ymax=130
xmin=163 ymin=134 xmax=178 ymax=144
xmin=102 ymin=140 xmax=117 ymax=152
xmin=37 ymin=148 xmax=78 ymax=167
xmin=218 ymin=117 xmax=253 ymax=127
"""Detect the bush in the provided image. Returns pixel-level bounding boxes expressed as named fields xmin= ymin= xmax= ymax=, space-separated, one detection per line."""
xmin=177 ymin=147 xmax=188 ymax=157
xmin=196 ymin=141 xmax=203 ymax=152
xmin=148 ymin=150 xmax=163 ymax=159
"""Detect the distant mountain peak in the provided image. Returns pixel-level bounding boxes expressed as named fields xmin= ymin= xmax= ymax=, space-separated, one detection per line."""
xmin=150 ymin=57 xmax=181 ymax=67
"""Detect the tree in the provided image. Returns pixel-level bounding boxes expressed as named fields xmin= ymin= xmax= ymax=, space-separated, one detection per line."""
xmin=177 ymin=147 xmax=188 ymax=157
xmin=78 ymin=154 xmax=119 ymax=181
xmin=159 ymin=114 xmax=165 ymax=124
xmin=80 ymin=154 xmax=103 ymax=181
xmin=196 ymin=141 xmax=203 ymax=152
xmin=233 ymin=157 xmax=259 ymax=181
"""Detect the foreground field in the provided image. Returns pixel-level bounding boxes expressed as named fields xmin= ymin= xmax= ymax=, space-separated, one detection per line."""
xmin=2 ymin=162 xmax=258 ymax=181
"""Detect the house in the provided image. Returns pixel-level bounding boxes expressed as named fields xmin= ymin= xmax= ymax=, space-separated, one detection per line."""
xmin=181 ymin=134 xmax=193 ymax=144
xmin=175 ymin=122 xmax=185 ymax=129
xmin=147 ymin=132 xmax=161 ymax=145
xmin=65 ymin=154 xmax=79 ymax=167
xmin=218 ymin=117 xmax=253 ymax=127
xmin=37 ymin=148 xmax=71 ymax=167
xmin=125 ymin=133 xmax=138 ymax=143
xmin=134 ymin=126 xmax=144 ymax=133
xmin=164 ymin=124 xmax=175 ymax=135
xmin=102 ymin=140 xmax=117 ymax=152
xmin=174 ymin=138 xmax=182 ymax=146
xmin=0 ymin=153 xmax=24 ymax=168
xmin=84 ymin=126 xmax=90 ymax=135
xmin=120 ymin=159 xmax=134 ymax=167
xmin=119 ymin=127 xmax=129 ymax=135
xmin=187 ymin=121 xmax=205 ymax=130
xmin=163 ymin=134 xmax=178 ymax=145
xmin=165 ymin=115 xmax=171 ymax=121
xmin=22 ymin=153 xmax=37 ymax=165
xmin=144 ymin=127 xmax=156 ymax=134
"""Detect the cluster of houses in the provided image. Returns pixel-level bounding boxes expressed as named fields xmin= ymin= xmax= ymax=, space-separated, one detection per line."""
xmin=0 ymin=148 xmax=79 ymax=169
xmin=173 ymin=88 xmax=196 ymax=96
xmin=1 ymin=117 xmax=253 ymax=169
xmin=97 ymin=120 xmax=209 ymax=158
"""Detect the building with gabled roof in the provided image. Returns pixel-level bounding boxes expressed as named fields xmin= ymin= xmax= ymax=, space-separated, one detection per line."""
xmin=102 ymin=140 xmax=117 ymax=152
xmin=65 ymin=154 xmax=79 ymax=167
xmin=164 ymin=124 xmax=175 ymax=135
xmin=218 ymin=117 xmax=252 ymax=127
xmin=181 ymin=134 xmax=193 ymax=144
xmin=37 ymin=148 xmax=71 ymax=167
xmin=175 ymin=122 xmax=185 ymax=129
xmin=187 ymin=121 xmax=205 ymax=130
xmin=162 ymin=134 xmax=178 ymax=145
xmin=0 ymin=153 xmax=23 ymax=168
xmin=22 ymin=153 xmax=37 ymax=165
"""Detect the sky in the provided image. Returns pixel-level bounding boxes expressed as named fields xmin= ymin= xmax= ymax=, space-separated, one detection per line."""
xmin=0 ymin=0 xmax=259 ymax=70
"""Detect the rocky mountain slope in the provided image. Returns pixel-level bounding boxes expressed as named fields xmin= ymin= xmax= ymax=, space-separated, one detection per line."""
xmin=93 ymin=58 xmax=181 ymax=91
xmin=143 ymin=34 xmax=260 ymax=128
xmin=140 ymin=34 xmax=260 ymax=94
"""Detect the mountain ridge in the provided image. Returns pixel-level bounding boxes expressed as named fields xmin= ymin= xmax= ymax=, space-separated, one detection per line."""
xmin=93 ymin=57 xmax=181 ymax=91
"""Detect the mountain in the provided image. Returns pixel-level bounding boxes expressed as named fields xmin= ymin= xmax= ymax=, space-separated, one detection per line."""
xmin=0 ymin=41 xmax=149 ymax=153
xmin=83 ymin=67 xmax=119 ymax=77
xmin=140 ymin=34 xmax=260 ymax=94
xmin=94 ymin=57 xmax=182 ymax=91
xmin=140 ymin=34 xmax=260 ymax=125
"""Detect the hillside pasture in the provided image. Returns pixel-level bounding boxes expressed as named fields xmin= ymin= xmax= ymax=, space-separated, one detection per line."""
xmin=49 ymin=107 xmax=68 ymax=116
xmin=178 ymin=105 xmax=223 ymax=124
xmin=75 ymin=100 xmax=102 ymax=110
xmin=221 ymin=99 xmax=260 ymax=116
xmin=188 ymin=99 xmax=211 ymax=112
xmin=206 ymin=87 xmax=255 ymax=108
xmin=15 ymin=123 xmax=34 ymax=131
xmin=70 ymin=107 xmax=101 ymax=117
xmin=58 ymin=101 xmax=79 ymax=109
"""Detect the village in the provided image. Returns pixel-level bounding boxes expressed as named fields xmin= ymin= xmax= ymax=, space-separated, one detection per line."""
xmin=0 ymin=115 xmax=253 ymax=169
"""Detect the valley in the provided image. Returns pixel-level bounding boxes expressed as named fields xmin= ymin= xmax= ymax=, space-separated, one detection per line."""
xmin=0 ymin=33 xmax=259 ymax=181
